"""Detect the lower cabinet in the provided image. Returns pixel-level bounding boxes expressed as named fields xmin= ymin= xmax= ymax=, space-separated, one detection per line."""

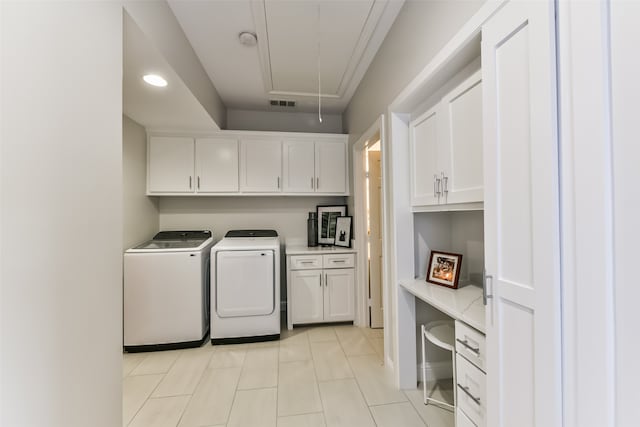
xmin=455 ymin=320 xmax=486 ymax=427
xmin=287 ymin=253 xmax=355 ymax=329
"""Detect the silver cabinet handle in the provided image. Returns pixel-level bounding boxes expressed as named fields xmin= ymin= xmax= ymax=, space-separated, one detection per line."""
xmin=442 ymin=172 xmax=448 ymax=194
xmin=311 ymin=177 xmax=314 ymax=189
xmin=197 ymin=176 xmax=200 ymax=190
xmin=277 ymin=176 xmax=280 ymax=188
xmin=332 ymin=259 xmax=346 ymax=263
xmin=456 ymin=338 xmax=480 ymax=355
xmin=319 ymin=273 xmax=322 ymax=287
xmin=189 ymin=176 xmax=192 ymax=189
xmin=433 ymin=174 xmax=438 ymax=198
xmin=483 ymin=270 xmax=493 ymax=305
xmin=325 ymin=273 xmax=328 ymax=287
xmin=458 ymin=385 xmax=481 ymax=405
xmin=316 ymin=177 xmax=320 ymax=189
xmin=300 ymin=260 xmax=314 ymax=264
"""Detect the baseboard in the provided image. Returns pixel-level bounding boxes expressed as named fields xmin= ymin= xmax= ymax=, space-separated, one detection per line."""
xmin=418 ymin=360 xmax=453 ymax=382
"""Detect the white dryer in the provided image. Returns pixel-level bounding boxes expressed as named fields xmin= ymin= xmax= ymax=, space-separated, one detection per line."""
xmin=211 ymin=230 xmax=280 ymax=343
xmin=124 ymin=230 xmax=215 ymax=352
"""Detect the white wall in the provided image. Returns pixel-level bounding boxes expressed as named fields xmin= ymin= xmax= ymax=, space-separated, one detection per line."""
xmin=123 ymin=115 xmax=159 ymax=250
xmin=0 ymin=3 xmax=122 ymax=426
xmin=227 ymin=109 xmax=343 ymax=134
xmin=344 ymin=0 xmax=485 ymax=142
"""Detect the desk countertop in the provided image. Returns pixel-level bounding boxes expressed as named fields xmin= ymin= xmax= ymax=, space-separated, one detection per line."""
xmin=285 ymin=245 xmax=357 ymax=255
xmin=399 ymin=279 xmax=486 ymax=333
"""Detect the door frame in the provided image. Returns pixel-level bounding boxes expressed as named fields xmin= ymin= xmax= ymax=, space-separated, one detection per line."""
xmin=352 ymin=115 xmax=387 ymax=334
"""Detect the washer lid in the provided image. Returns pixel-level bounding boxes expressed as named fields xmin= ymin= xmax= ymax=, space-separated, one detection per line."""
xmin=129 ymin=230 xmax=213 ymax=251
xmin=225 ymin=230 xmax=278 ymax=238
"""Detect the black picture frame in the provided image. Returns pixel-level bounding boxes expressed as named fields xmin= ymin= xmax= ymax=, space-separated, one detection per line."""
xmin=317 ymin=205 xmax=347 ymax=245
xmin=426 ymin=250 xmax=463 ymax=289
xmin=333 ymin=216 xmax=352 ymax=248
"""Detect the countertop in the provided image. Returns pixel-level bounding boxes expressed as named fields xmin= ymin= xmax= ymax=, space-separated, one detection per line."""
xmin=399 ymin=278 xmax=485 ymax=333
xmin=285 ymin=244 xmax=357 ymax=255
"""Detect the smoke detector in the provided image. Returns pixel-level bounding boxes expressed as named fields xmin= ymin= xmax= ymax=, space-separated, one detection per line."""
xmin=238 ymin=31 xmax=257 ymax=46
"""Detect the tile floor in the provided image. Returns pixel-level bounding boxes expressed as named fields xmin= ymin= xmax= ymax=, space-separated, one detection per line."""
xmin=122 ymin=324 xmax=454 ymax=427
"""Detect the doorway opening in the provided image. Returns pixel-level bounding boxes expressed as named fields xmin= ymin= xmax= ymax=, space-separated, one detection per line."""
xmin=365 ymin=139 xmax=383 ymax=328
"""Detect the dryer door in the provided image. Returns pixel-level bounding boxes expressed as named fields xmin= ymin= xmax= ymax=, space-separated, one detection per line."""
xmin=215 ymin=250 xmax=275 ymax=317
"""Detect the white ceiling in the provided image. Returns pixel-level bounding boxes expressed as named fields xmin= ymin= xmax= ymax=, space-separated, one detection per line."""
xmin=167 ymin=0 xmax=404 ymax=114
xmin=123 ymin=12 xmax=219 ymax=131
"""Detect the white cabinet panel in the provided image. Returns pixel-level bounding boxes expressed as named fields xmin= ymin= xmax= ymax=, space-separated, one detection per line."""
xmin=315 ymin=140 xmax=347 ymax=194
xmin=196 ymin=138 xmax=239 ymax=193
xmin=283 ymin=140 xmax=315 ymax=193
xmin=482 ymin=1 xmax=561 ymax=426
xmin=457 ymin=354 xmax=486 ymax=427
xmin=240 ymin=139 xmax=282 ymax=192
xmin=324 ymin=268 xmax=355 ymax=322
xmin=410 ymin=106 xmax=440 ymax=206
xmin=441 ymin=71 xmax=483 ymax=204
xmin=291 ymin=270 xmax=324 ymax=324
xmin=148 ymin=136 xmax=194 ymax=193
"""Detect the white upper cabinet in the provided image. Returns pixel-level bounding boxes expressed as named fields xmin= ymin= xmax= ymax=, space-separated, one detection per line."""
xmin=409 ymin=69 xmax=483 ymax=208
xmin=410 ymin=105 xmax=441 ymax=205
xmin=148 ymin=136 xmax=195 ymax=194
xmin=283 ymin=140 xmax=315 ymax=193
xmin=441 ymin=70 xmax=483 ymax=204
xmin=315 ymin=140 xmax=347 ymax=194
xmin=240 ymin=138 xmax=282 ymax=193
xmin=195 ymin=138 xmax=239 ymax=193
xmin=282 ymin=138 xmax=348 ymax=194
xmin=147 ymin=131 xmax=347 ymax=196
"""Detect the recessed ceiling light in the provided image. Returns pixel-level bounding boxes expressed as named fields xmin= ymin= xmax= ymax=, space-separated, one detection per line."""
xmin=143 ymin=74 xmax=167 ymax=87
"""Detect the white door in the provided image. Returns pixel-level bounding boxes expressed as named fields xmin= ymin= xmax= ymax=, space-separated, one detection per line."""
xmin=240 ymin=139 xmax=282 ymax=192
xmin=282 ymin=140 xmax=315 ymax=193
xmin=409 ymin=106 xmax=440 ymax=206
xmin=367 ymin=150 xmax=384 ymax=328
xmin=291 ymin=269 xmax=323 ymax=324
xmin=441 ymin=70 xmax=483 ymax=204
xmin=148 ymin=136 xmax=194 ymax=193
xmin=324 ymin=269 xmax=355 ymax=322
xmin=215 ymin=250 xmax=275 ymax=317
xmin=195 ymin=138 xmax=239 ymax=193
xmin=315 ymin=140 xmax=346 ymax=193
xmin=482 ymin=2 xmax=561 ymax=427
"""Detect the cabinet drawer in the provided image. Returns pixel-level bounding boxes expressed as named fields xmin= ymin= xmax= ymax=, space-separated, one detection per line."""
xmin=456 ymin=354 xmax=486 ymax=427
xmin=456 ymin=408 xmax=477 ymax=427
xmin=455 ymin=320 xmax=485 ymax=371
xmin=323 ymin=253 xmax=355 ymax=269
xmin=289 ymin=255 xmax=323 ymax=270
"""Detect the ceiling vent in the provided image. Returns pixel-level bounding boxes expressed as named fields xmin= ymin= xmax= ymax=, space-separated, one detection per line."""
xmin=269 ymin=99 xmax=296 ymax=108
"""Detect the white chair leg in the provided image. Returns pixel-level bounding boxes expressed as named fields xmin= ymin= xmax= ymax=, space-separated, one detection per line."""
xmin=421 ymin=324 xmax=428 ymax=405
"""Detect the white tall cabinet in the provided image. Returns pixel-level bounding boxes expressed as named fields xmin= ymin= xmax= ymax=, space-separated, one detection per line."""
xmin=482 ymin=1 xmax=561 ymax=426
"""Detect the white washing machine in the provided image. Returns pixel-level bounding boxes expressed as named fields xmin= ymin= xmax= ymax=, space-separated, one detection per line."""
xmin=211 ymin=230 xmax=280 ymax=343
xmin=124 ymin=230 xmax=215 ymax=352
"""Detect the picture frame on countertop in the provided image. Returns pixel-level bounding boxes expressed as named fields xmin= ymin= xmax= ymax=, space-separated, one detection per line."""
xmin=426 ymin=250 xmax=463 ymax=289
xmin=317 ymin=205 xmax=347 ymax=245
xmin=333 ymin=216 xmax=352 ymax=248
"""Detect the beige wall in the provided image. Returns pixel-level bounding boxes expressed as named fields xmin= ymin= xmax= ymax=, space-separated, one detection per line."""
xmin=343 ymin=0 xmax=485 ymax=142
xmin=123 ymin=115 xmax=160 ymax=250
xmin=227 ymin=109 xmax=343 ymax=134
xmin=1 ymin=2 xmax=123 ymax=425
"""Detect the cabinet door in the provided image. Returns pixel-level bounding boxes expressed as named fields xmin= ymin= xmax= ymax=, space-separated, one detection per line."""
xmin=291 ymin=269 xmax=324 ymax=324
xmin=195 ymin=138 xmax=239 ymax=193
xmin=282 ymin=140 xmax=315 ymax=193
xmin=482 ymin=2 xmax=561 ymax=427
xmin=239 ymin=139 xmax=282 ymax=192
xmin=148 ymin=136 xmax=194 ymax=193
xmin=323 ymin=269 xmax=354 ymax=322
xmin=315 ymin=140 xmax=347 ymax=194
xmin=441 ymin=70 xmax=483 ymax=204
xmin=409 ymin=106 xmax=441 ymax=206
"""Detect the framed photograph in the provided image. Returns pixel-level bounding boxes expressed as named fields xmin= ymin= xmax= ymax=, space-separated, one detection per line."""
xmin=317 ymin=205 xmax=347 ymax=245
xmin=333 ymin=216 xmax=352 ymax=248
xmin=426 ymin=251 xmax=463 ymax=289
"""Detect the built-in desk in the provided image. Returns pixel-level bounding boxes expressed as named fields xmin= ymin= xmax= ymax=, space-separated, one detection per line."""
xmin=398 ymin=279 xmax=487 ymax=427
xmin=399 ymin=279 xmax=485 ymax=333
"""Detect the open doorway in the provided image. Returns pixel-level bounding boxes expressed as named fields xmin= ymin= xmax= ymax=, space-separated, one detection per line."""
xmin=365 ymin=140 xmax=383 ymax=328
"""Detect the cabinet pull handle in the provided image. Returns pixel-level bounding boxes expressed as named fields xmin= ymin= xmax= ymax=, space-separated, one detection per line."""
xmin=483 ymin=270 xmax=493 ymax=306
xmin=189 ymin=176 xmax=192 ymax=189
xmin=277 ymin=176 xmax=280 ymax=188
xmin=332 ymin=259 xmax=346 ymax=263
xmin=320 ymin=273 xmax=322 ymax=287
xmin=458 ymin=385 xmax=481 ymax=406
xmin=317 ymin=177 xmax=319 ymax=189
xmin=434 ymin=175 xmax=437 ymax=198
xmin=300 ymin=260 xmax=314 ymax=264
xmin=311 ymin=177 xmax=314 ymax=189
xmin=443 ymin=173 xmax=448 ymax=194
xmin=456 ymin=338 xmax=480 ymax=355
xmin=197 ymin=176 xmax=200 ymax=190
xmin=325 ymin=273 xmax=327 ymax=286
